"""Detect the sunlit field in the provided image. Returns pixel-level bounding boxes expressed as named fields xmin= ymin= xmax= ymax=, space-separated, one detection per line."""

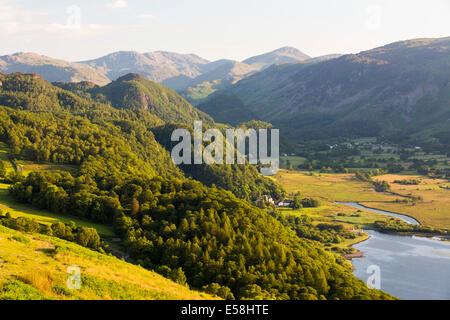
xmin=273 ymin=170 xmax=450 ymax=229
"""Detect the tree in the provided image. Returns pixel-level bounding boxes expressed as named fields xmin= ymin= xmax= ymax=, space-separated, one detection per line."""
xmin=202 ymin=283 xmax=235 ymax=300
xmin=169 ymin=267 xmax=187 ymax=286
xmin=292 ymin=192 xmax=303 ymax=210
xmin=76 ymin=227 xmax=101 ymax=249
xmin=130 ymin=198 xmax=140 ymax=217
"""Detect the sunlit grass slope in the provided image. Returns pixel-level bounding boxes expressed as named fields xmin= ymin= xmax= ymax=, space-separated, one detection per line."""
xmin=0 ymin=225 xmax=215 ymax=300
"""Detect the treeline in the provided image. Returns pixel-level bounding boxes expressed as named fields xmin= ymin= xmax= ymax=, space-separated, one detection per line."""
xmin=373 ymin=219 xmax=448 ymax=235
xmin=0 ymin=211 xmax=101 ymax=250
xmin=354 ymin=169 xmax=388 ymax=182
xmin=292 ymin=192 xmax=320 ymax=210
xmin=0 ymin=106 xmax=180 ymax=180
xmin=0 ymin=72 xmax=285 ymax=202
xmin=271 ymin=213 xmax=358 ymax=254
xmin=394 ymin=179 xmax=421 ymax=185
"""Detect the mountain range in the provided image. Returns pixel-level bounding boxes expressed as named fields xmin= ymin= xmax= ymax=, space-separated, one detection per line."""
xmin=2 ymin=36 xmax=449 ymax=149
xmin=0 ymin=47 xmax=313 ymax=104
xmin=0 ymin=52 xmax=110 ymax=85
xmin=198 ymin=37 xmax=450 ymax=146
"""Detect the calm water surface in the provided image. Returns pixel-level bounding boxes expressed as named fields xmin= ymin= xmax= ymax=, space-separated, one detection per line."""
xmin=338 ymin=202 xmax=449 ymax=299
xmin=352 ymin=230 xmax=450 ymax=300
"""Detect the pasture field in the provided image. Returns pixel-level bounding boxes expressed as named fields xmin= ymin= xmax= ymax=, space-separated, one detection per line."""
xmin=360 ymin=174 xmax=450 ymax=229
xmin=273 ymin=170 xmax=450 ymax=229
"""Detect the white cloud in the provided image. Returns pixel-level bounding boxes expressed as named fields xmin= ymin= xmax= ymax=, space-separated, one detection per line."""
xmin=107 ymin=0 xmax=128 ymax=9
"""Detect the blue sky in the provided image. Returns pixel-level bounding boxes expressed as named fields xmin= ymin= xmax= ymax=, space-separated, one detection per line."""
xmin=1 ymin=0 xmax=449 ymax=61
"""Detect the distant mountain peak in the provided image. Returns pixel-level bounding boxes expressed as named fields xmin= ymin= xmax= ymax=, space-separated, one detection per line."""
xmin=272 ymin=46 xmax=307 ymax=55
xmin=243 ymin=47 xmax=311 ymax=70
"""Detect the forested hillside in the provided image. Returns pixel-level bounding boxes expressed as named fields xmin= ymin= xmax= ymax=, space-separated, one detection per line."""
xmin=0 ymin=72 xmax=392 ymax=300
xmin=152 ymin=123 xmax=284 ymax=201
xmin=87 ymin=73 xmax=214 ymax=124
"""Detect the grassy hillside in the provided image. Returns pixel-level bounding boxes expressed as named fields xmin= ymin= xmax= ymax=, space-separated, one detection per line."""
xmin=180 ymin=60 xmax=259 ymax=105
xmin=0 ymin=224 xmax=214 ymax=300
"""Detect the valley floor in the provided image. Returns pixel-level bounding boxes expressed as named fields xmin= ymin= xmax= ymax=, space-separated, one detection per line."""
xmin=273 ymin=170 xmax=450 ymax=230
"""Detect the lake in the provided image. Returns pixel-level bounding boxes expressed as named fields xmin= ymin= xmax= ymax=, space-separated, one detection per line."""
xmin=338 ymin=202 xmax=450 ymax=300
xmin=352 ymin=230 xmax=450 ymax=300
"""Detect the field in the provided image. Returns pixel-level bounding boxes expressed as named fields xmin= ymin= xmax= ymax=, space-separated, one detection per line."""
xmin=281 ymin=137 xmax=450 ymax=175
xmin=0 ymin=183 xmax=113 ymax=238
xmin=0 ymin=225 xmax=214 ymax=300
xmin=273 ymin=170 xmax=450 ymax=229
xmin=360 ymin=174 xmax=450 ymax=229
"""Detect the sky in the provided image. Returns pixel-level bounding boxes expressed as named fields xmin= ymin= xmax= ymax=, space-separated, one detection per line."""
xmin=0 ymin=0 xmax=449 ymax=62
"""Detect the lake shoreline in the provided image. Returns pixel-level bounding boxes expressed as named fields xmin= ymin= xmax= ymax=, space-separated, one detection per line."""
xmin=337 ymin=202 xmax=447 ymax=261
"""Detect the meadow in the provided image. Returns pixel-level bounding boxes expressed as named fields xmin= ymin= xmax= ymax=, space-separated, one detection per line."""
xmin=273 ymin=170 xmax=450 ymax=229
xmin=360 ymin=174 xmax=450 ymax=229
xmin=0 ymin=225 xmax=214 ymax=300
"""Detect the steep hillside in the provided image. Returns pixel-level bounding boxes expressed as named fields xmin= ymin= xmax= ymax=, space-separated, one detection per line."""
xmin=243 ymin=47 xmax=311 ymax=70
xmin=197 ymin=93 xmax=258 ymax=125
xmin=181 ymin=60 xmax=259 ymax=104
xmin=0 ymin=224 xmax=213 ymax=300
xmin=89 ymin=73 xmax=214 ymax=124
xmin=0 ymin=53 xmax=110 ymax=86
xmin=201 ymin=37 xmax=450 ymax=140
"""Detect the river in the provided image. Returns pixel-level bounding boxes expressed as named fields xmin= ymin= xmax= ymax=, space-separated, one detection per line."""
xmin=336 ymin=202 xmax=420 ymax=225
xmin=338 ymin=202 xmax=450 ymax=300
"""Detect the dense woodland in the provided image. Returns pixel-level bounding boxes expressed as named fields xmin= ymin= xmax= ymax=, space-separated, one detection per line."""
xmin=0 ymin=72 xmax=394 ymax=300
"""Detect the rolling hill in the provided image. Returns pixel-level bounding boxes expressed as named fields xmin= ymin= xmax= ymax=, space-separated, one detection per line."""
xmin=0 ymin=47 xmax=315 ymax=104
xmin=180 ymin=60 xmax=260 ymax=104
